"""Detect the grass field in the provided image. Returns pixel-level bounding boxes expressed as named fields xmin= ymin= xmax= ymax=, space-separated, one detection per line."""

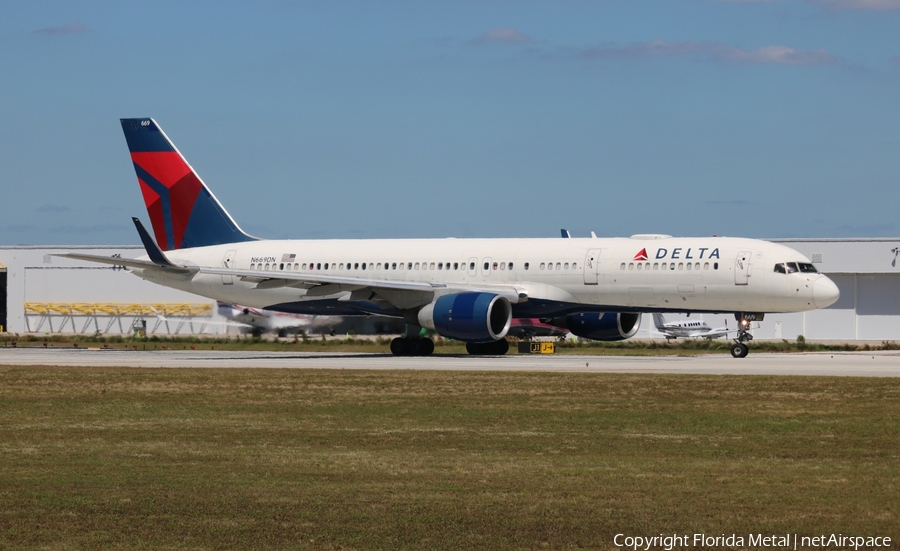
xmin=1 ymin=367 xmax=898 ymax=550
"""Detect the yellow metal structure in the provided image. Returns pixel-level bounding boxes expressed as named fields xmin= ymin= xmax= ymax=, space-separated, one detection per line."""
xmin=23 ymin=302 xmax=213 ymax=335
xmin=24 ymin=302 xmax=212 ymax=316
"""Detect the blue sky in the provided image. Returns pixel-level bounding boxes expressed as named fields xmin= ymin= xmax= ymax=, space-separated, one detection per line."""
xmin=2 ymin=0 xmax=899 ymax=245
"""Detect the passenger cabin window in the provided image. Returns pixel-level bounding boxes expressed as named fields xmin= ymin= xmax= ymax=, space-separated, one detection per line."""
xmin=484 ymin=262 xmax=489 ymax=270
xmin=524 ymin=262 xmax=530 ymax=270
xmin=508 ymin=262 xmax=513 ymax=270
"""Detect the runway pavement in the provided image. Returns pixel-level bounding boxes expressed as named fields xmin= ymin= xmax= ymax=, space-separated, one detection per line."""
xmin=1 ymin=347 xmax=899 ymax=376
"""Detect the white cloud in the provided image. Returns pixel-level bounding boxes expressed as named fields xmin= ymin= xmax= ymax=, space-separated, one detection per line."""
xmin=721 ymin=45 xmax=836 ymax=65
xmin=814 ymin=0 xmax=900 ymax=10
xmin=470 ymin=28 xmax=533 ymax=45
xmin=578 ymin=40 xmax=836 ymax=65
xmin=579 ymin=40 xmax=706 ymax=60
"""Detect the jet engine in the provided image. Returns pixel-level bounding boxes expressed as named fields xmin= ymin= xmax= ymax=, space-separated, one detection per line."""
xmin=551 ymin=312 xmax=641 ymax=341
xmin=417 ymin=292 xmax=512 ymax=342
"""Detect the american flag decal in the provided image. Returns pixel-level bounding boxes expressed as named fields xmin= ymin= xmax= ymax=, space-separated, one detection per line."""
xmin=282 ymin=253 xmax=296 ymax=262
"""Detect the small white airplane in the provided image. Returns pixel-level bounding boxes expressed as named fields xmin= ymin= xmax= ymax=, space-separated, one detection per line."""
xmin=216 ymin=301 xmax=340 ymax=337
xmin=57 ymin=118 xmax=840 ymax=358
xmin=651 ymin=313 xmax=734 ymax=340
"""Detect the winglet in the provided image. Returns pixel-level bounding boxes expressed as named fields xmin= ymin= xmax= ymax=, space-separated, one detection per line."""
xmin=133 ymin=217 xmax=179 ymax=268
xmin=560 ymin=229 xmax=571 ymax=238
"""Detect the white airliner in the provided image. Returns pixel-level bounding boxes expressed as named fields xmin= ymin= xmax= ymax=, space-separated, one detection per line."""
xmin=651 ymin=313 xmax=733 ymax=340
xmin=216 ymin=301 xmax=340 ymax=337
xmin=58 ymin=118 xmax=840 ymax=358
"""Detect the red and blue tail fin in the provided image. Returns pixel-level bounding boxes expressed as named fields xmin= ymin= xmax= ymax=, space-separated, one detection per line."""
xmin=120 ymin=118 xmax=257 ymax=251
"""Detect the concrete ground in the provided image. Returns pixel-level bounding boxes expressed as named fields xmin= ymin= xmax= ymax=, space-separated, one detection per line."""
xmin=1 ymin=347 xmax=899 ymax=377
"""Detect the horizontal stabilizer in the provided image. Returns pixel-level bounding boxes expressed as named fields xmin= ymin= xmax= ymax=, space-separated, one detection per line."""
xmin=52 ymin=253 xmax=177 ymax=271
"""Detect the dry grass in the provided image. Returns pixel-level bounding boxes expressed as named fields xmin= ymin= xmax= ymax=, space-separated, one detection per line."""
xmin=1 ymin=367 xmax=898 ymax=550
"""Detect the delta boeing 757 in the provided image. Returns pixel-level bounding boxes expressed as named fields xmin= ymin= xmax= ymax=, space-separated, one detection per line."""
xmin=58 ymin=118 xmax=840 ymax=358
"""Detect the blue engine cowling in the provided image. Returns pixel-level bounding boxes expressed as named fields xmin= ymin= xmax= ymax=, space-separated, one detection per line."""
xmin=417 ymin=292 xmax=512 ymax=342
xmin=561 ymin=312 xmax=641 ymax=341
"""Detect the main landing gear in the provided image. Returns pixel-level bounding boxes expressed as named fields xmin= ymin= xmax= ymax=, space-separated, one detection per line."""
xmin=465 ymin=339 xmax=510 ymax=356
xmin=730 ymin=313 xmax=761 ymax=358
xmin=390 ymin=337 xmax=435 ymax=356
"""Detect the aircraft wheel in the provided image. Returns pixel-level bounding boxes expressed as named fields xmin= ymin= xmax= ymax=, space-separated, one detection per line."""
xmin=390 ymin=337 xmax=408 ymax=356
xmin=417 ymin=338 xmax=435 ymax=356
xmin=489 ymin=338 xmax=509 ymax=355
xmin=730 ymin=343 xmax=749 ymax=358
xmin=465 ymin=340 xmax=508 ymax=356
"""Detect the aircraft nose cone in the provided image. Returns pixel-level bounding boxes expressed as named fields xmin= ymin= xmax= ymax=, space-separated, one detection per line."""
xmin=813 ymin=277 xmax=840 ymax=308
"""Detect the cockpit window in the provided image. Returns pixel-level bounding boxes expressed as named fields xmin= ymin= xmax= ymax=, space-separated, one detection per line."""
xmin=775 ymin=261 xmax=817 ymax=274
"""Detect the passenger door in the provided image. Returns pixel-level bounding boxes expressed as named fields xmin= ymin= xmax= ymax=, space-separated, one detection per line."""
xmin=734 ymin=251 xmax=751 ymax=285
xmin=583 ymin=249 xmax=602 ymax=285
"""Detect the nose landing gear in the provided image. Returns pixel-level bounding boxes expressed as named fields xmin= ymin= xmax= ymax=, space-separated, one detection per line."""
xmin=730 ymin=313 xmax=761 ymax=358
xmin=730 ymin=341 xmax=749 ymax=358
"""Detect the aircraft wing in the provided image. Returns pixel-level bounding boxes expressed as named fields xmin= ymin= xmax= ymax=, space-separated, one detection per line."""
xmin=197 ymin=266 xmax=527 ymax=310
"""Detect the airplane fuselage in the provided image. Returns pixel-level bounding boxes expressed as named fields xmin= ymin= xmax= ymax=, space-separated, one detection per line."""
xmin=129 ymin=235 xmax=835 ymax=319
xmin=58 ymin=117 xmax=842 ymax=357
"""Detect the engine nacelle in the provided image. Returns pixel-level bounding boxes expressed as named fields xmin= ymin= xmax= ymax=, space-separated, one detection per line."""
xmin=556 ymin=312 xmax=641 ymax=341
xmin=417 ymin=292 xmax=512 ymax=343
